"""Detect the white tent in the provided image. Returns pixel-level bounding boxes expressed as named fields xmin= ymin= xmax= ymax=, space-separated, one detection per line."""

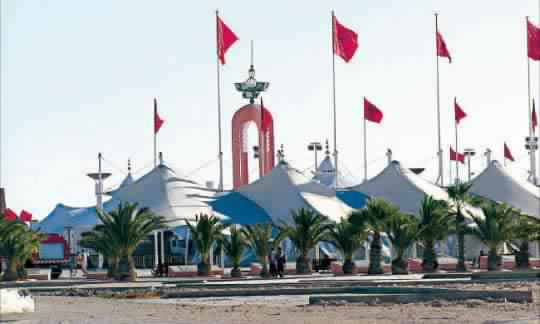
xmin=470 ymin=160 xmax=540 ymax=220
xmin=312 ymin=155 xmax=355 ymax=188
xmin=350 ymin=160 xmax=482 ymax=219
xmin=109 ymin=162 xmax=212 ymax=227
xmin=212 ymin=161 xmax=353 ymax=225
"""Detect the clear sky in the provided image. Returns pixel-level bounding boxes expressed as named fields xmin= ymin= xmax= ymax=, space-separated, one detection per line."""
xmin=2 ymin=0 xmax=540 ymax=220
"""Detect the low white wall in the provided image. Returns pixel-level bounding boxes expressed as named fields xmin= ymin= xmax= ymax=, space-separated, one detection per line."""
xmin=0 ymin=289 xmax=35 ymax=314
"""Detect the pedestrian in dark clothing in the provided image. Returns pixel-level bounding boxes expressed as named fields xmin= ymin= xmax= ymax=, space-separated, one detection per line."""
xmin=276 ymin=247 xmax=286 ymax=278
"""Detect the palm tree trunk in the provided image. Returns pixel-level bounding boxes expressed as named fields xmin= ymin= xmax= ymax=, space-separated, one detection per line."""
xmin=343 ymin=257 xmax=355 ymax=274
xmin=515 ymin=241 xmax=530 ymax=269
xmin=107 ymin=256 xmax=118 ymax=279
xmin=422 ymin=240 xmax=438 ymax=272
xmin=296 ymin=255 xmax=311 ymax=274
xmin=2 ymin=258 xmax=19 ymax=281
xmin=127 ymin=255 xmax=137 ymax=281
xmin=368 ymin=232 xmax=383 ymax=275
xmin=487 ymin=248 xmax=499 ymax=271
xmin=391 ymin=250 xmax=408 ymax=274
xmin=456 ymin=213 xmax=467 ymax=272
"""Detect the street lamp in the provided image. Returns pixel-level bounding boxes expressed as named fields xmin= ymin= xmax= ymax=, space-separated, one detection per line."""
xmin=525 ymin=136 xmax=539 ymax=184
xmin=463 ymin=148 xmax=476 ymax=182
xmin=307 ymin=142 xmax=323 ymax=172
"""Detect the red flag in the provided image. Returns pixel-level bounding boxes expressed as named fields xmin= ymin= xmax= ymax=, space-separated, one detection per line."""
xmin=154 ymin=98 xmax=164 ymax=134
xmin=260 ymin=98 xmax=271 ymax=132
xmin=217 ymin=16 xmax=238 ymax=65
xmin=450 ymin=147 xmax=465 ymax=164
xmin=20 ymin=210 xmax=32 ymax=223
xmin=454 ymin=98 xmax=467 ymax=124
xmin=504 ymin=142 xmax=515 ymax=162
xmin=533 ymin=99 xmax=538 ymax=131
xmin=364 ymin=97 xmax=383 ymax=123
xmin=333 ymin=15 xmax=358 ymax=63
xmin=436 ymin=31 xmax=452 ymax=63
xmin=3 ymin=208 xmax=17 ymax=221
xmin=527 ymin=18 xmax=540 ymax=61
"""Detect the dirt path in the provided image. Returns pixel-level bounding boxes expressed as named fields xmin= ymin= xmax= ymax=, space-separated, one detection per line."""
xmin=1 ymin=295 xmax=539 ymax=324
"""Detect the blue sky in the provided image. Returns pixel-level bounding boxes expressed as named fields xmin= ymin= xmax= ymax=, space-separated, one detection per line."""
xmin=2 ymin=0 xmax=540 ymax=219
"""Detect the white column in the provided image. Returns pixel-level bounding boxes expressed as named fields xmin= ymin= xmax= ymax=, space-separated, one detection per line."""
xmin=220 ymin=245 xmax=225 ymax=269
xmin=315 ymin=243 xmax=320 ymax=261
xmin=184 ymin=229 xmax=190 ymax=265
xmin=98 ymin=253 xmax=104 ymax=269
xmin=153 ymin=231 xmax=159 ymax=267
xmin=160 ymin=230 xmax=165 ymax=265
xmin=209 ymin=245 xmax=214 ymax=266
xmin=411 ymin=242 xmax=417 ymax=259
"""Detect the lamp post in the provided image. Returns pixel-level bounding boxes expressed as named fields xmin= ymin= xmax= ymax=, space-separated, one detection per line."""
xmin=65 ymin=225 xmax=73 ymax=278
xmin=525 ymin=136 xmax=539 ymax=184
xmin=463 ymin=148 xmax=476 ymax=182
xmin=307 ymin=142 xmax=323 ymax=173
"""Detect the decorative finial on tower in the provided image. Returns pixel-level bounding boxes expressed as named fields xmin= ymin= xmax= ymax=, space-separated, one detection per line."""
xmin=386 ymin=148 xmax=393 ymax=165
xmin=325 ymin=139 xmax=330 ymax=156
xmin=277 ymin=144 xmax=285 ymax=162
xmin=234 ymin=41 xmax=269 ymax=104
xmin=158 ymin=152 xmax=164 ymax=165
xmin=127 ymin=159 xmax=132 ymax=174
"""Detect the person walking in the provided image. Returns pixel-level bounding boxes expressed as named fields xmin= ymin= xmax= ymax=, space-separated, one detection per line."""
xmin=276 ymin=247 xmax=286 ymax=278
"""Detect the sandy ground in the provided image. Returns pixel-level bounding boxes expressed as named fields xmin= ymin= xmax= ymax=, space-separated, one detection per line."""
xmin=1 ymin=295 xmax=539 ymax=324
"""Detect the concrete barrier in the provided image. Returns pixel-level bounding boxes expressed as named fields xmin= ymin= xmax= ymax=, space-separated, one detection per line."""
xmin=26 ymin=268 xmax=51 ymax=281
xmin=0 ymin=289 xmax=35 ymax=314
xmin=168 ymin=265 xmax=224 ymax=277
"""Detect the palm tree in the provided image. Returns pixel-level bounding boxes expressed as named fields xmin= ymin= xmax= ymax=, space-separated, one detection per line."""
xmin=469 ymin=203 xmax=518 ymax=271
xmin=278 ymin=208 xmax=330 ymax=274
xmin=513 ymin=215 xmax=538 ymax=269
xmin=351 ymin=199 xmax=399 ymax=275
xmin=327 ymin=215 xmax=368 ymax=274
xmin=84 ymin=203 xmax=165 ymax=281
xmin=0 ymin=217 xmax=42 ymax=281
xmin=385 ymin=213 xmax=419 ymax=274
xmin=222 ymin=225 xmax=247 ymax=278
xmin=447 ymin=182 xmax=473 ymax=272
xmin=242 ymin=224 xmax=275 ymax=277
xmin=417 ymin=196 xmax=452 ymax=273
xmin=80 ymin=228 xmax=119 ymax=278
xmin=185 ymin=214 xmax=228 ymax=276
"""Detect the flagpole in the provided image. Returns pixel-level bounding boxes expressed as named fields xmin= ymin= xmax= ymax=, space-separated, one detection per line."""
xmin=154 ymin=99 xmax=157 ymax=167
xmin=526 ymin=16 xmax=536 ymax=184
xmin=363 ymin=100 xmax=368 ymax=182
xmin=435 ymin=13 xmax=444 ymax=186
xmin=331 ymin=10 xmax=339 ymax=188
xmin=216 ymin=10 xmax=224 ymax=192
xmin=454 ymin=98 xmax=459 ymax=185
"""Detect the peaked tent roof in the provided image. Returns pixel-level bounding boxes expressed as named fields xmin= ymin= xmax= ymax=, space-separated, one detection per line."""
xmin=350 ymin=160 xmax=481 ymax=218
xmin=312 ymin=155 xmax=355 ymax=188
xmin=211 ymin=161 xmax=353 ymax=225
xmin=106 ymin=173 xmax=134 ymax=196
xmin=470 ymin=160 xmax=540 ymax=219
xmin=37 ymin=199 xmax=120 ymax=234
xmin=109 ymin=162 xmax=212 ymax=227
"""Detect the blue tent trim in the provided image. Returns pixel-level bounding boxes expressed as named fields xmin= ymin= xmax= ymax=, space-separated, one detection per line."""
xmin=208 ymin=192 xmax=272 ymax=225
xmin=336 ymin=190 xmax=369 ymax=209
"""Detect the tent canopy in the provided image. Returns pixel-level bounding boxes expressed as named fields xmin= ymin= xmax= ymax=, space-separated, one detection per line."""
xmin=470 ymin=160 xmax=540 ymax=219
xmin=211 ymin=161 xmax=354 ymax=225
xmin=351 ymin=160 xmax=482 ymax=219
xmin=38 ymin=161 xmax=212 ymax=233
